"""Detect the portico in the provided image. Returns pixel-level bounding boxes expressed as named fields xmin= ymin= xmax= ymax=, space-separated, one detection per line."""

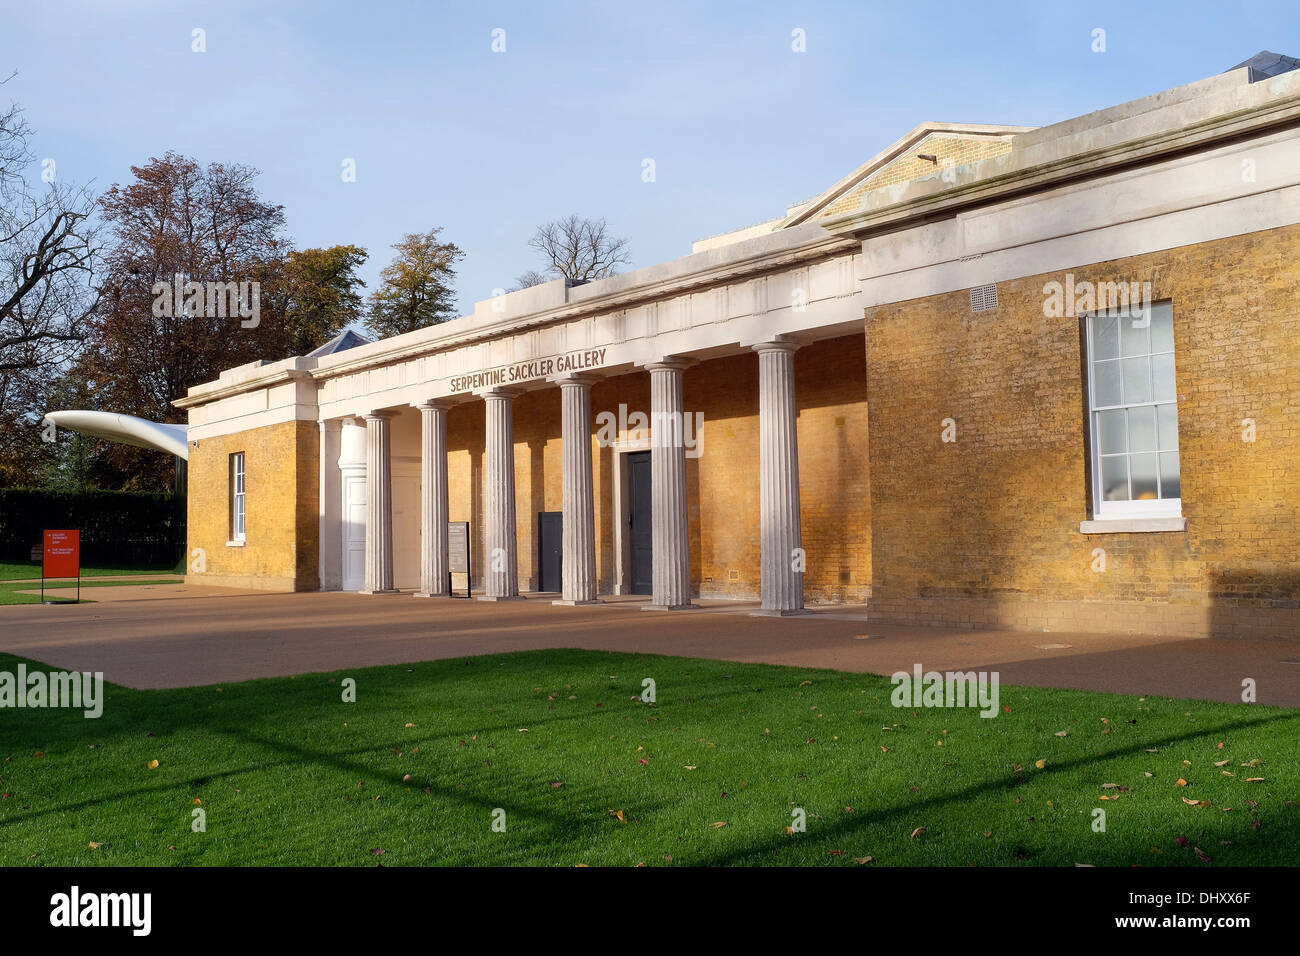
xmin=312 ymin=328 xmax=843 ymax=614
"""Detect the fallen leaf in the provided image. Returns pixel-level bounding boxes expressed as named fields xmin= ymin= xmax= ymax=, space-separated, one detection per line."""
xmin=783 ymin=826 xmax=795 ymax=834
xmin=828 ymin=849 xmax=845 ymax=856
xmin=1214 ymin=759 xmax=1230 ymax=767
xmin=1035 ymin=759 xmax=1046 ymax=770
xmin=192 ymin=798 xmax=202 ymax=805
xmin=369 ymin=848 xmax=385 ymax=856
xmin=88 ymin=842 xmax=104 ymax=850
xmin=1194 ymin=846 xmax=1213 ymax=863
xmin=1054 ymin=731 xmax=1068 ymax=737
xmin=404 ymin=723 xmax=416 ymax=728
xmin=854 ymin=856 xmax=874 ymax=864
xmin=1245 ymin=777 xmax=1266 ymax=783
xmin=1176 ymin=778 xmax=1188 ymax=787
xmin=550 ymin=781 xmax=564 ymax=789
xmin=147 ymin=759 xmax=159 ymax=770
xmin=683 ymin=766 xmax=696 ymax=771
xmin=710 ymin=821 xmax=727 ymax=829
xmin=910 ymin=827 xmax=926 ymax=839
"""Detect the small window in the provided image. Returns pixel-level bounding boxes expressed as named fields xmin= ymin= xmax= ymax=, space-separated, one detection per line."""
xmin=230 ymin=451 xmax=246 ymax=542
xmin=1085 ymin=300 xmax=1180 ymax=519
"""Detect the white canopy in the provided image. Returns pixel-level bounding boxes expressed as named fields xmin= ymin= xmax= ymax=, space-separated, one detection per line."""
xmin=44 ymin=410 xmax=189 ymax=461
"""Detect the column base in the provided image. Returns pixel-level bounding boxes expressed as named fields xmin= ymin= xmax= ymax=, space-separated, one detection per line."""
xmin=552 ymin=598 xmax=603 ymax=606
xmin=413 ymin=591 xmax=450 ymax=599
xmin=361 ymin=589 xmax=400 ymax=595
xmin=641 ymin=603 xmax=700 ymax=611
xmin=477 ymin=594 xmax=526 ymax=602
xmin=749 ymin=608 xmax=814 ymax=617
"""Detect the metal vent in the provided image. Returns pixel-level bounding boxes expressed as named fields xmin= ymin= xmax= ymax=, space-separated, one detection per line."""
xmin=970 ymin=283 xmax=998 ymax=312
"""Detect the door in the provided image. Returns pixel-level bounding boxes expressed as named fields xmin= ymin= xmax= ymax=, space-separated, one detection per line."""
xmin=341 ymin=473 xmax=366 ymax=591
xmin=628 ymin=451 xmax=652 ymax=595
xmin=537 ymin=511 xmax=563 ymax=593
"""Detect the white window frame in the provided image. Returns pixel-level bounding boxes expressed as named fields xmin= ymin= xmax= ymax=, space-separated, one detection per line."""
xmin=230 ymin=451 xmax=246 ymax=543
xmin=1084 ymin=300 xmax=1182 ymax=522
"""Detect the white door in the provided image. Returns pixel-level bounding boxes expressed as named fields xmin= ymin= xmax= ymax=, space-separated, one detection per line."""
xmin=342 ymin=473 xmax=366 ymax=591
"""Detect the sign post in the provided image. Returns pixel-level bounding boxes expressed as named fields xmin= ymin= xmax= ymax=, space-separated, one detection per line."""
xmin=448 ymin=521 xmax=470 ymax=598
xmin=42 ymin=529 xmax=81 ymax=604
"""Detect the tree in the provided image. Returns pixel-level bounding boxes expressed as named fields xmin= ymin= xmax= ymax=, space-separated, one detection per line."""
xmin=90 ymin=152 xmax=291 ymax=488
xmin=0 ymin=78 xmax=100 ymax=486
xmin=527 ymin=215 xmax=630 ymax=283
xmin=278 ymin=245 xmax=367 ymax=354
xmin=512 ymin=269 xmax=549 ymax=291
xmin=366 ymin=228 xmax=463 ymax=339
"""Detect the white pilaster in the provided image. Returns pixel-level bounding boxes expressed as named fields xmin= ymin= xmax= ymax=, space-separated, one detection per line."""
xmin=480 ymin=388 xmax=523 ymax=601
xmin=362 ymin=411 xmax=397 ymax=594
xmin=414 ymin=401 xmax=451 ymax=598
xmin=555 ymin=376 xmax=600 ymax=605
xmin=753 ymin=342 xmax=808 ymax=615
xmin=645 ymin=360 xmax=695 ymax=610
xmin=318 ymin=419 xmax=342 ymax=591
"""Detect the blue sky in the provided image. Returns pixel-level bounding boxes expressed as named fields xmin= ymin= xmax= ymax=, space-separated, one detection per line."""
xmin=4 ymin=0 xmax=1297 ymax=319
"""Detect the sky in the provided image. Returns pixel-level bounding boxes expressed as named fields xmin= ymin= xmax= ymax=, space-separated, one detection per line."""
xmin=3 ymin=0 xmax=1298 ymax=321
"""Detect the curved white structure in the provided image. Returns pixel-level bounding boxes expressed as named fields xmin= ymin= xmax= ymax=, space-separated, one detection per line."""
xmin=44 ymin=410 xmax=189 ymax=461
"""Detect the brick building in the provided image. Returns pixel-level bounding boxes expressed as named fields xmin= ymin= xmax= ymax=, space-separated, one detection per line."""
xmin=169 ymin=55 xmax=1300 ymax=639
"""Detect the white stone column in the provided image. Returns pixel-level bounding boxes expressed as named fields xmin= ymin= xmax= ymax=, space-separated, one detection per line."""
xmin=318 ymin=419 xmax=342 ymax=591
xmin=414 ymin=401 xmax=451 ymax=598
xmin=645 ymin=360 xmax=695 ymax=610
xmin=362 ymin=411 xmax=397 ymax=594
xmin=555 ymin=376 xmax=600 ymax=605
xmin=753 ymin=342 xmax=808 ymax=615
xmin=479 ymin=388 xmax=523 ymax=601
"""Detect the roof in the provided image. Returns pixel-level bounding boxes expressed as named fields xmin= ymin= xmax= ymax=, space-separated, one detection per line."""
xmin=1227 ymin=50 xmax=1300 ymax=81
xmin=305 ymin=329 xmax=372 ymax=358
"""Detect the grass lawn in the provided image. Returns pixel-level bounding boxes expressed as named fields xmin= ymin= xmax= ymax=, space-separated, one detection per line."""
xmin=0 ymin=579 xmax=183 ymax=606
xmin=0 ymin=648 xmax=1294 ymax=867
xmin=0 ymin=561 xmax=180 ymax=582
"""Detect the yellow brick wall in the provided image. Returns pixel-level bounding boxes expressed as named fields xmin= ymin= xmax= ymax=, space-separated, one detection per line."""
xmin=186 ymin=419 xmax=319 ymax=591
xmin=864 ymin=223 xmax=1300 ymax=637
xmin=820 ymin=135 xmax=1013 ymax=219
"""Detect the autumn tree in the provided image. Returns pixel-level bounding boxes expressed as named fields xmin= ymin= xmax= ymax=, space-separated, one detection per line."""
xmin=366 ymin=228 xmax=463 ymax=338
xmin=90 ymin=152 xmax=290 ymax=487
xmin=526 ymin=215 xmax=630 ymax=283
xmin=275 ymin=245 xmax=368 ymax=354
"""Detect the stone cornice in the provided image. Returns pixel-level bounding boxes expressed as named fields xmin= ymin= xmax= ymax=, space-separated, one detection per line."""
xmin=822 ymin=76 xmax=1300 ymax=238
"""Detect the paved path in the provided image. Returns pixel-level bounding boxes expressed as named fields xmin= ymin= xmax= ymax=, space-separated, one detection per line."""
xmin=0 ymin=587 xmax=1296 ymax=706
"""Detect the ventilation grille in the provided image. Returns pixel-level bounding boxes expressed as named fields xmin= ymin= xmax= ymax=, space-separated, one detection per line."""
xmin=970 ymin=283 xmax=999 ymax=312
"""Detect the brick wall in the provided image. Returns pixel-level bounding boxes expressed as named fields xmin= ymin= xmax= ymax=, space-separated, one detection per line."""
xmin=864 ymin=223 xmax=1300 ymax=637
xmin=186 ymin=419 xmax=319 ymax=591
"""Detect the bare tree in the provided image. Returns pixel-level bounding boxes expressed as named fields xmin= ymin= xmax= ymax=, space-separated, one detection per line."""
xmin=527 ymin=215 xmax=630 ymax=283
xmin=511 ymin=269 xmax=549 ymax=291
xmin=0 ymin=77 xmax=99 ymax=483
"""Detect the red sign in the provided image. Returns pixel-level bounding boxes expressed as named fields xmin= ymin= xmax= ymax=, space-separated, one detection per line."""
xmin=43 ymin=529 xmax=80 ymax=579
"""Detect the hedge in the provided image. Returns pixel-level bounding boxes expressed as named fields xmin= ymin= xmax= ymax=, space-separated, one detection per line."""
xmin=0 ymin=489 xmax=185 ymax=567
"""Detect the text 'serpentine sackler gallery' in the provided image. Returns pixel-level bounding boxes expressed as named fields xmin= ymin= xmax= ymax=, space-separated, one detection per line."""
xmin=166 ymin=56 xmax=1300 ymax=639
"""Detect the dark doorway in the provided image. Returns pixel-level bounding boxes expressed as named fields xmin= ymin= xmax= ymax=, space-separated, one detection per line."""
xmin=538 ymin=511 xmax=563 ymax=593
xmin=628 ymin=451 xmax=653 ymax=595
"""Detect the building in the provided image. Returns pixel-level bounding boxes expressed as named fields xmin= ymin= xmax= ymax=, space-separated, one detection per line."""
xmin=163 ymin=54 xmax=1300 ymax=638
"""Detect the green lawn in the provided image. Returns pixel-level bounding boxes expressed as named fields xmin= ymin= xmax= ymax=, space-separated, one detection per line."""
xmin=0 ymin=561 xmax=180 ymax=582
xmin=0 ymin=578 xmax=183 ymax=606
xmin=0 ymin=648 xmax=1293 ymax=866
